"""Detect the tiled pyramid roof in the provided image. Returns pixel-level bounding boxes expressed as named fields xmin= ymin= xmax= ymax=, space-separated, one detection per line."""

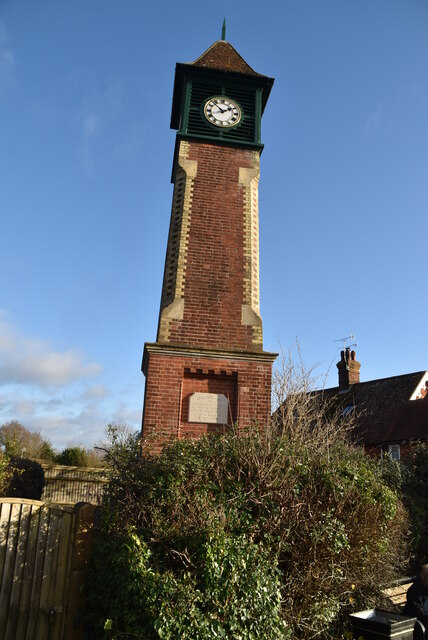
xmin=191 ymin=40 xmax=263 ymax=76
xmin=170 ymin=40 xmax=273 ymax=130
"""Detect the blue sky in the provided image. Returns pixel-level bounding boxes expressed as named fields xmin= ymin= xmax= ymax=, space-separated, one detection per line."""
xmin=0 ymin=0 xmax=427 ymax=449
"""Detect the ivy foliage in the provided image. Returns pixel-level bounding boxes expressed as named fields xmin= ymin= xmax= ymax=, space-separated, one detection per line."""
xmin=85 ymin=422 xmax=405 ymax=640
xmin=87 ymin=529 xmax=287 ymax=640
xmin=0 ymin=451 xmax=12 ymax=496
xmin=378 ymin=443 xmax=428 ymax=569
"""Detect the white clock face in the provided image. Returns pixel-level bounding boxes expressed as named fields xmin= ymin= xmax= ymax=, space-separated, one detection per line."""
xmin=203 ymin=97 xmax=242 ymax=128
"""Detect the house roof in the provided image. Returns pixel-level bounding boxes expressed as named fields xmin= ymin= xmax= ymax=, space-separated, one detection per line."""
xmin=388 ymin=398 xmax=428 ymax=443
xmin=318 ymin=371 xmax=428 ymax=446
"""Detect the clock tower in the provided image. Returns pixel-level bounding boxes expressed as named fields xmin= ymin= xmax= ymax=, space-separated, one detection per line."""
xmin=142 ymin=37 xmax=277 ymax=448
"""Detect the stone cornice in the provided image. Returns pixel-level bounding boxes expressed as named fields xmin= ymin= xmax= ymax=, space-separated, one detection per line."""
xmin=142 ymin=342 xmax=278 ymax=375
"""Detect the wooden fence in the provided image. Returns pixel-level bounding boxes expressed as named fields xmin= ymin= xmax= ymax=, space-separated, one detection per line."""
xmin=0 ymin=498 xmax=99 ymax=640
xmin=40 ymin=462 xmax=108 ymax=505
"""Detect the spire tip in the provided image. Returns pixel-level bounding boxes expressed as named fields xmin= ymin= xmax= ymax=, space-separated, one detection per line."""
xmin=221 ymin=18 xmax=226 ymax=41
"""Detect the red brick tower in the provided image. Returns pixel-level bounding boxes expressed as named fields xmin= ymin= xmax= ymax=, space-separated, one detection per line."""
xmin=141 ymin=38 xmax=277 ymax=448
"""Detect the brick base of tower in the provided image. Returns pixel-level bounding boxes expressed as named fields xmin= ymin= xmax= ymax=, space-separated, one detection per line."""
xmin=142 ymin=343 xmax=276 ymax=451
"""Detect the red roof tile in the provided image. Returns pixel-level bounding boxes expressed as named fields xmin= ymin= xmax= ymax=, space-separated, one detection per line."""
xmin=386 ymin=398 xmax=428 ymax=442
xmin=191 ymin=40 xmax=262 ymax=76
xmin=318 ymin=371 xmax=428 ymax=445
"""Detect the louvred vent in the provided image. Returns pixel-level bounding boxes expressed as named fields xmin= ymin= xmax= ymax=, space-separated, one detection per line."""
xmin=186 ymin=80 xmax=256 ymax=142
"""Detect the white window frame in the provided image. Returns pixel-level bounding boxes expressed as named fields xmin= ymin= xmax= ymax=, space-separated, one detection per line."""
xmin=388 ymin=444 xmax=401 ymax=461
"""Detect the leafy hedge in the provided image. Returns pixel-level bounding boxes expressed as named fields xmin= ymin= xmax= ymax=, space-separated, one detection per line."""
xmin=85 ymin=424 xmax=406 ymax=639
xmin=378 ymin=443 xmax=428 ymax=570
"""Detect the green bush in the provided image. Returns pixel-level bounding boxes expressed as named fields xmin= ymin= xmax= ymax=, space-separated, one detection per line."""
xmin=56 ymin=446 xmax=89 ymax=467
xmin=38 ymin=440 xmax=57 ymax=462
xmin=85 ymin=423 xmax=406 ymax=639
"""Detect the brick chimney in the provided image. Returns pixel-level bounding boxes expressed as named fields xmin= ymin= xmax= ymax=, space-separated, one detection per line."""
xmin=337 ymin=348 xmax=361 ymax=389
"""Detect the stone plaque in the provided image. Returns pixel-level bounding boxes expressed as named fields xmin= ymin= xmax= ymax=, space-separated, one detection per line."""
xmin=188 ymin=392 xmax=229 ymax=424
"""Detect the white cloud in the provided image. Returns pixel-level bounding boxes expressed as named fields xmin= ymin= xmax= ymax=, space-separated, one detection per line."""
xmin=0 ymin=389 xmax=140 ymax=450
xmin=13 ymin=399 xmax=36 ymax=416
xmin=83 ymin=114 xmax=98 ymax=137
xmin=0 ymin=366 xmax=140 ymax=450
xmin=0 ymin=49 xmax=15 ymax=75
xmin=0 ymin=319 xmax=102 ymax=388
xmin=0 ymin=22 xmax=16 ymax=86
xmin=0 ymin=385 xmax=102 ymax=448
xmin=78 ymin=79 xmax=150 ymax=174
xmin=365 ymin=104 xmax=382 ymax=130
xmin=106 ymin=120 xmax=149 ymax=162
xmin=110 ymin=402 xmax=142 ymax=427
xmin=30 ymin=72 xmax=148 ymax=176
xmin=83 ymin=384 xmax=108 ymax=399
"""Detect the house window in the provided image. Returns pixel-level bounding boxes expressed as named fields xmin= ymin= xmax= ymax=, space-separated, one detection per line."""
xmin=388 ymin=444 xmax=400 ymax=461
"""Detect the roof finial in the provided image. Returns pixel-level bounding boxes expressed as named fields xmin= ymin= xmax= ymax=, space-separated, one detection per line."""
xmin=221 ymin=18 xmax=226 ymax=41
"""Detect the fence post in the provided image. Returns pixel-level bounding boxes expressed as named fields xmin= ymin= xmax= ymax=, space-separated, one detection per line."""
xmin=62 ymin=502 xmax=100 ymax=640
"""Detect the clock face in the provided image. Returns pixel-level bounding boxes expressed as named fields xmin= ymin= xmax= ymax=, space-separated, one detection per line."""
xmin=203 ymin=97 xmax=242 ymax=128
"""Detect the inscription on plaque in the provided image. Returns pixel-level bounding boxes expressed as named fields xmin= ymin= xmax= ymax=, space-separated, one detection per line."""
xmin=188 ymin=392 xmax=229 ymax=424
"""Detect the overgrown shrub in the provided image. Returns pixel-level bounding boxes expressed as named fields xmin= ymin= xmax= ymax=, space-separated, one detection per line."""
xmin=85 ymin=418 xmax=406 ymax=639
xmin=7 ymin=457 xmax=45 ymax=500
xmin=404 ymin=444 xmax=428 ymax=566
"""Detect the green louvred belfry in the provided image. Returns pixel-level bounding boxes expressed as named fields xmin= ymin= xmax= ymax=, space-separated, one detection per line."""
xmin=170 ymin=36 xmax=274 ymax=152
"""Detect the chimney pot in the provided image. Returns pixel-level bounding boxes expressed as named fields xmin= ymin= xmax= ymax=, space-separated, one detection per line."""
xmin=337 ymin=349 xmax=361 ymax=389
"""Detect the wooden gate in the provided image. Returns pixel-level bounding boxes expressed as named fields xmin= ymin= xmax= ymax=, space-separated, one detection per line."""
xmin=0 ymin=498 xmax=97 ymax=640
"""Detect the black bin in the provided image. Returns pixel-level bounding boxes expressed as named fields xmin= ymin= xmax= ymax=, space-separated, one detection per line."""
xmin=349 ymin=609 xmax=420 ymax=640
